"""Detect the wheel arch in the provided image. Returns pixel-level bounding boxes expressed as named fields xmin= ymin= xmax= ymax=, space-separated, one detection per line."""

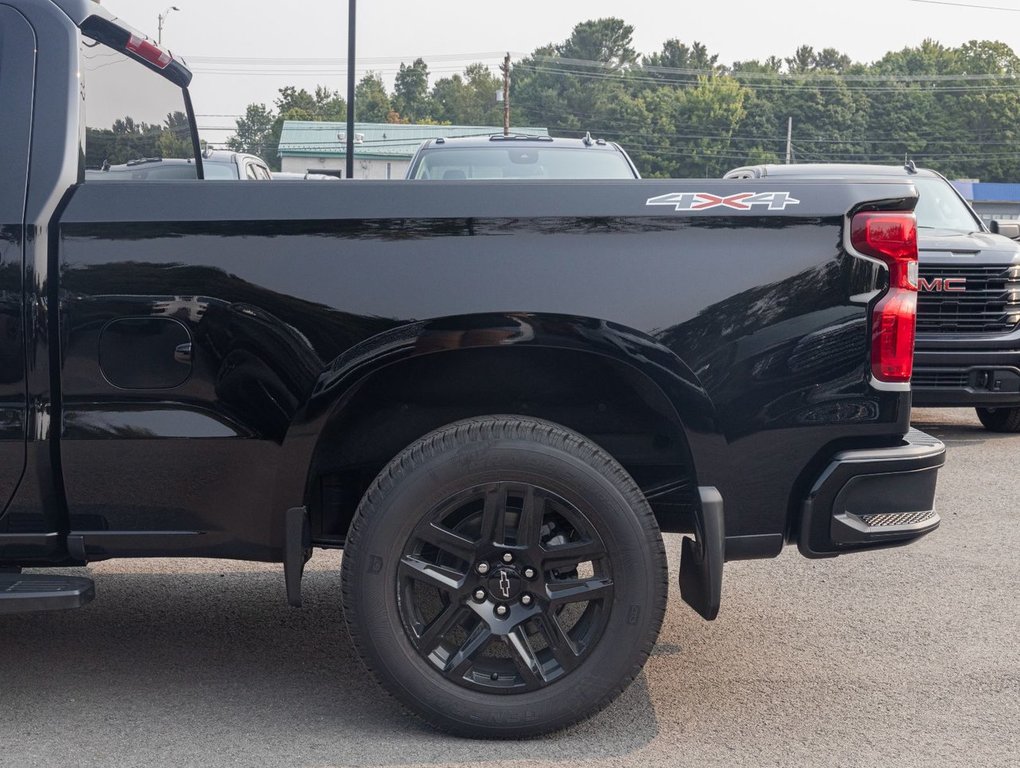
xmin=272 ymin=313 xmax=719 ymax=545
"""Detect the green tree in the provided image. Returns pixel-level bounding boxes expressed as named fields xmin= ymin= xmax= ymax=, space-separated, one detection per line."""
xmin=85 ymin=112 xmax=195 ymax=168
xmin=958 ymin=39 xmax=1020 ymax=75
xmin=355 ymin=72 xmax=391 ymax=122
xmin=225 ymin=31 xmax=1020 ymax=182
xmin=770 ymin=73 xmax=869 ymax=164
xmin=311 ymin=85 xmax=347 ymax=121
xmin=558 ymin=18 xmax=637 ymax=70
xmin=157 ymin=111 xmax=194 ymax=158
xmin=514 ymin=20 xmax=637 ymax=135
xmin=243 ymin=86 xmax=348 ymax=171
xmin=814 ymin=48 xmax=852 ymax=73
xmin=227 ymin=103 xmax=276 ymax=162
xmin=732 ymin=90 xmax=782 ymax=165
xmin=431 ymin=63 xmax=503 ymax=125
xmin=392 ymin=58 xmax=431 ymax=122
xmin=672 ymin=77 xmax=750 ymax=177
xmin=867 ymin=39 xmax=1020 ymax=179
xmin=785 ymin=45 xmax=817 ymax=73
xmin=731 ymin=57 xmax=783 ymax=74
xmin=642 ymin=39 xmax=722 ymax=85
xmin=271 ymin=86 xmax=346 ymax=122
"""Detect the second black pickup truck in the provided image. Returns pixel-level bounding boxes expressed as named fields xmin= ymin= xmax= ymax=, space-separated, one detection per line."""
xmin=0 ymin=0 xmax=945 ymax=738
xmin=727 ymin=162 xmax=1020 ymax=431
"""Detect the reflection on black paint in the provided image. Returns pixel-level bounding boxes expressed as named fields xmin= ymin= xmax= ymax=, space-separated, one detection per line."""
xmin=657 ymin=258 xmax=882 ymax=437
xmin=0 ymin=261 xmax=23 ymax=386
xmin=63 ymin=408 xmax=242 ymax=439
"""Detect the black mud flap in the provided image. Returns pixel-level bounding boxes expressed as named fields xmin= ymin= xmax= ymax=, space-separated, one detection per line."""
xmin=284 ymin=506 xmax=311 ymax=607
xmin=679 ymin=487 xmax=725 ymax=621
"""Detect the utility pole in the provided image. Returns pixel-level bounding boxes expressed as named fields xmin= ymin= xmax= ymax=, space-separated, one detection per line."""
xmin=500 ymin=53 xmax=511 ymax=136
xmin=157 ymin=6 xmax=179 ymax=46
xmin=345 ymin=0 xmax=356 ymax=180
xmin=785 ymin=117 xmax=793 ymax=164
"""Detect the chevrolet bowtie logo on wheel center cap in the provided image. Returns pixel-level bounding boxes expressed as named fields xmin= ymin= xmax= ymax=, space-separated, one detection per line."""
xmin=488 ymin=567 xmax=523 ymax=601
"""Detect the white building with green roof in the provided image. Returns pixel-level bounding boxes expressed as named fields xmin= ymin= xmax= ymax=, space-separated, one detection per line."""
xmin=277 ymin=121 xmax=549 ymax=179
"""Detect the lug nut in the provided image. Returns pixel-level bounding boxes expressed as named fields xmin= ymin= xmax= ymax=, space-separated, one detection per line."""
xmin=523 ymin=567 xmax=536 ymax=580
xmin=476 ymin=562 xmax=490 ymax=575
xmin=473 ymin=588 xmax=486 ymax=602
xmin=502 ymin=552 xmax=514 ymax=564
xmin=495 ymin=605 xmax=508 ymax=617
xmin=521 ymin=594 xmax=533 ymax=606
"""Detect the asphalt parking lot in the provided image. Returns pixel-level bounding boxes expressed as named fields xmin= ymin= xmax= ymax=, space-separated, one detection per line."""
xmin=1 ymin=407 xmax=1017 ymax=768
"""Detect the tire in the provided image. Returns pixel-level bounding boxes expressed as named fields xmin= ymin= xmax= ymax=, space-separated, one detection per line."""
xmin=341 ymin=416 xmax=668 ymax=738
xmin=975 ymin=406 xmax=1020 ymax=433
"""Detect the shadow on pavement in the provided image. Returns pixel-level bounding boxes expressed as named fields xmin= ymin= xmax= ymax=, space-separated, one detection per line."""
xmin=0 ymin=566 xmax=659 ymax=767
xmin=910 ymin=421 xmax=1018 ymax=445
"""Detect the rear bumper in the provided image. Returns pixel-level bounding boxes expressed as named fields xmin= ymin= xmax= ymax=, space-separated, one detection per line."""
xmin=798 ymin=428 xmax=945 ymax=558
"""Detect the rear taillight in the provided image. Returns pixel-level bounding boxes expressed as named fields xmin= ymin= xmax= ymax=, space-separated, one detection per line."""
xmin=851 ymin=212 xmax=919 ymax=384
xmin=126 ymin=35 xmax=172 ymax=69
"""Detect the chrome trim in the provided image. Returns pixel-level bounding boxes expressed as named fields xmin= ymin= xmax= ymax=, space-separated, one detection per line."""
xmin=869 ymin=376 xmax=911 ymax=392
xmin=850 ymin=289 xmax=881 ymax=304
xmin=836 ymin=510 xmax=940 ymax=536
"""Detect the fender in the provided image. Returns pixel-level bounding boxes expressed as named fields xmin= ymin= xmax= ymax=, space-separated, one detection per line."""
xmin=270 ymin=312 xmax=724 ymax=520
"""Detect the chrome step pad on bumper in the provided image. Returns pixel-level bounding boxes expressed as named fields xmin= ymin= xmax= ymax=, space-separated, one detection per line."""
xmin=855 ymin=509 xmax=939 ymax=528
xmin=835 ymin=508 xmax=940 ymax=544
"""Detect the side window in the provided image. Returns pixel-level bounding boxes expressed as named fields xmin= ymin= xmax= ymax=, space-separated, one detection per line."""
xmin=81 ymin=38 xmax=197 ymax=179
xmin=245 ymin=163 xmax=259 ymax=180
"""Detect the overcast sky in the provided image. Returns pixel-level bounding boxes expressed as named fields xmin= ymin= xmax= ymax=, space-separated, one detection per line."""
xmin=101 ymin=0 xmax=1020 ymax=145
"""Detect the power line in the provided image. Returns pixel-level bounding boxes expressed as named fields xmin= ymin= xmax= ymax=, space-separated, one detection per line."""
xmin=189 ymin=64 xmax=489 ymax=77
xmin=533 ymin=53 xmax=1020 ymax=81
xmin=186 ymin=51 xmax=523 ymax=65
xmin=906 ymin=0 xmax=1020 ymax=11
xmin=181 ymin=49 xmax=1020 ymax=84
xmin=515 ymin=63 xmax=1020 ymax=93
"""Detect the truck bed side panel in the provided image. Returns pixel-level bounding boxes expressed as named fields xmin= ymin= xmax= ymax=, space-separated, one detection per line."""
xmin=50 ymin=179 xmax=913 ymax=559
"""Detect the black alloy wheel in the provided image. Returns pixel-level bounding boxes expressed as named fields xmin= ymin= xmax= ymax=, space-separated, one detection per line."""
xmin=341 ymin=416 xmax=668 ymax=738
xmin=397 ymin=481 xmax=613 ymax=693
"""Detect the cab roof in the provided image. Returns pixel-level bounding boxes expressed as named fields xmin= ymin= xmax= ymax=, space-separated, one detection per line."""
xmin=419 ymin=135 xmax=625 ymax=151
xmin=726 ymin=163 xmax=939 ymax=179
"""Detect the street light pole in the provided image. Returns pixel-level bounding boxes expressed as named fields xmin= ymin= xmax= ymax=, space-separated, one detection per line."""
xmin=157 ymin=6 xmax=179 ymax=45
xmin=346 ymin=0 xmax=356 ymax=180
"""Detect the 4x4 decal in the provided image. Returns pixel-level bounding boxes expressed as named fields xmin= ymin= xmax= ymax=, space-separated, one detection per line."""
xmin=646 ymin=191 xmax=801 ymax=212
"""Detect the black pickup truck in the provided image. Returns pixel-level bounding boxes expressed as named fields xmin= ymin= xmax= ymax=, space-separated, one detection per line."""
xmin=727 ymin=163 xmax=1020 ymax=432
xmin=1 ymin=0 xmax=945 ymax=738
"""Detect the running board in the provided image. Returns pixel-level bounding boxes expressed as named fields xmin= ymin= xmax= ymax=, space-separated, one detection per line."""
xmin=0 ymin=573 xmax=95 ymax=615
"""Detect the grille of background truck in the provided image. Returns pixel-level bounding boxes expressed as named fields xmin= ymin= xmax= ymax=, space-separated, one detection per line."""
xmin=917 ymin=265 xmax=1020 ymax=334
xmin=912 ymin=370 xmax=969 ymax=389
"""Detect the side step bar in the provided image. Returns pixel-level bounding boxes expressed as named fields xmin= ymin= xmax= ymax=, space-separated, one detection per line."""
xmin=0 ymin=573 xmax=95 ymax=615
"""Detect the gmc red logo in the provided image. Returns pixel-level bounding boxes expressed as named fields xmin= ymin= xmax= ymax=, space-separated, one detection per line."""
xmin=919 ymin=277 xmax=967 ymax=293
